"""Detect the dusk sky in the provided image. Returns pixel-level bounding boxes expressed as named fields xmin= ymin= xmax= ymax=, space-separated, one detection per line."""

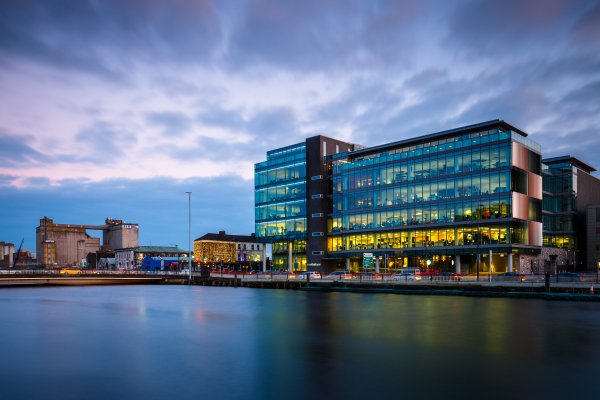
xmin=1 ymin=0 xmax=599 ymax=253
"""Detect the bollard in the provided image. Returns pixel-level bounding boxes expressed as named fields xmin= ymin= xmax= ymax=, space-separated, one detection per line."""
xmin=591 ymin=285 xmax=594 ymax=294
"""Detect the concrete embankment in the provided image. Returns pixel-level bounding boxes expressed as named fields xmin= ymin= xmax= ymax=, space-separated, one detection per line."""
xmin=221 ymin=278 xmax=600 ymax=301
xmin=0 ymin=277 xmax=163 ymax=287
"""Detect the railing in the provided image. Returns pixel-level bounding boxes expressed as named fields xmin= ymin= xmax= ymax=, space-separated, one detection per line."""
xmin=3 ymin=270 xmax=600 ymax=288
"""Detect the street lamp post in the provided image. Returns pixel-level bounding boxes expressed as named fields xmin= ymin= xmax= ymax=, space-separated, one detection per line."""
xmin=186 ymin=191 xmax=192 ymax=284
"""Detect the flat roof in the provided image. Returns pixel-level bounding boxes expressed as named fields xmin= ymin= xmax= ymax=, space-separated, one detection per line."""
xmin=542 ymin=155 xmax=597 ymax=173
xmin=351 ymin=119 xmax=527 ymax=158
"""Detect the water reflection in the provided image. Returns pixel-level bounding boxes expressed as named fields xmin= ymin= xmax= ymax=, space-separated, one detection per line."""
xmin=0 ymin=286 xmax=598 ymax=400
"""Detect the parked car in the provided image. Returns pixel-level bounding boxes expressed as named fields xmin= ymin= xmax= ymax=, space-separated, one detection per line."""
xmin=299 ymin=271 xmax=321 ymax=279
xmin=59 ymin=267 xmax=82 ymax=275
xmin=391 ymin=273 xmax=422 ymax=281
xmin=497 ymin=272 xmax=527 ymax=282
xmin=326 ymin=271 xmax=353 ymax=280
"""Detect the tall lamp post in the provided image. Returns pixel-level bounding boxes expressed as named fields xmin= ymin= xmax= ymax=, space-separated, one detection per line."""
xmin=186 ymin=191 xmax=192 ymax=284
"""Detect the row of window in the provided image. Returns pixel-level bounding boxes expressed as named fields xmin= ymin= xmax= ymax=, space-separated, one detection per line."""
xmin=255 ymin=163 xmax=306 ymax=187
xmin=256 ymin=144 xmax=306 ymax=170
xmin=543 ymin=215 xmax=575 ymax=232
xmin=272 ymin=254 xmax=307 ymax=270
xmin=255 ymin=182 xmax=306 ymax=205
xmin=332 ymin=129 xmax=511 ymax=172
xmin=543 ymin=196 xmax=575 ymax=214
xmin=334 ymin=171 xmax=511 ymax=212
xmin=330 ymin=197 xmax=512 ymax=232
xmin=543 ymin=234 xmax=576 ymax=249
xmin=327 ymin=222 xmax=530 ymax=252
xmin=256 ymin=218 xmax=307 ymax=239
xmin=334 ymin=144 xmax=511 ymax=189
xmin=237 ymin=243 xmax=262 ymax=251
xmin=272 ymin=240 xmax=306 ymax=254
xmin=256 ymin=200 xmax=306 ymax=222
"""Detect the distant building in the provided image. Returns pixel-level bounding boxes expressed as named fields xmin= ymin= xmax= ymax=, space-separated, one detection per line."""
xmin=194 ymin=231 xmax=263 ymax=267
xmin=97 ymin=257 xmax=115 ymax=270
xmin=115 ymin=246 xmax=187 ymax=270
xmin=13 ymin=248 xmax=36 ymax=269
xmin=36 ymin=217 xmax=139 ymax=267
xmin=0 ymin=241 xmax=15 ymax=268
xmin=586 ymin=205 xmax=600 ymax=273
xmin=541 ymin=156 xmax=600 ymax=271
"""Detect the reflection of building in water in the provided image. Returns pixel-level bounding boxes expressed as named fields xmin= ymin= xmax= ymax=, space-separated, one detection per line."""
xmin=256 ymin=120 xmax=544 ymax=274
xmin=36 ymin=217 xmax=139 ymax=267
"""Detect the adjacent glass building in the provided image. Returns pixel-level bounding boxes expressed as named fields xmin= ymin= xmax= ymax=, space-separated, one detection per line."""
xmin=542 ymin=156 xmax=600 ymax=271
xmin=255 ymin=136 xmax=357 ymax=270
xmin=255 ymin=120 xmax=543 ymax=273
xmin=255 ymin=142 xmax=308 ymax=270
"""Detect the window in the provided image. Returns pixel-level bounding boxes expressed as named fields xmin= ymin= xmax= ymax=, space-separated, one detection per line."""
xmin=312 ymin=232 xmax=324 ymax=236
xmin=311 ymin=175 xmax=323 ymax=180
xmin=311 ymin=194 xmax=324 ymax=199
xmin=312 ymin=213 xmax=324 ymax=218
xmin=312 ymin=251 xmax=324 ymax=255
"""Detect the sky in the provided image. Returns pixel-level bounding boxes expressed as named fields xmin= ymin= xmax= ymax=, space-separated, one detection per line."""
xmin=1 ymin=0 xmax=599 ymax=253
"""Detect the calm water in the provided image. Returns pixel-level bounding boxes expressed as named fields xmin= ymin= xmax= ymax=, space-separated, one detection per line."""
xmin=0 ymin=285 xmax=599 ymax=400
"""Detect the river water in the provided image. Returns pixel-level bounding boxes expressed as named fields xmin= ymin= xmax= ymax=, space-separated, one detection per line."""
xmin=0 ymin=285 xmax=599 ymax=400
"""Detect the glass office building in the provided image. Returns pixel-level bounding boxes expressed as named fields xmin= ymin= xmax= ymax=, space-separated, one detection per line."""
xmin=255 ymin=136 xmax=357 ymax=271
xmin=255 ymin=142 xmax=308 ymax=270
xmin=327 ymin=120 xmax=543 ymax=273
xmin=542 ymin=156 xmax=600 ymax=271
xmin=255 ymin=120 xmax=543 ymax=274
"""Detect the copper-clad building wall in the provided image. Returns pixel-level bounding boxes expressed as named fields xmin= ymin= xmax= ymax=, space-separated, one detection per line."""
xmin=528 ymin=221 xmax=543 ymax=246
xmin=528 ymin=172 xmax=542 ymax=200
xmin=512 ymin=142 xmax=529 ymax=171
xmin=512 ymin=192 xmax=530 ymax=221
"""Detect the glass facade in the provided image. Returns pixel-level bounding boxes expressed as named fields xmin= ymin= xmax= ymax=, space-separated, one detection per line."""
xmin=327 ymin=126 xmax=542 ymax=273
xmin=254 ymin=120 xmax=543 ymax=274
xmin=255 ymin=143 xmax=307 ymax=270
xmin=542 ymin=161 xmax=577 ymax=249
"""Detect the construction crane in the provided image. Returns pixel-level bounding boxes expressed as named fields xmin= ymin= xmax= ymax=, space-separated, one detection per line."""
xmin=12 ymin=239 xmax=24 ymax=269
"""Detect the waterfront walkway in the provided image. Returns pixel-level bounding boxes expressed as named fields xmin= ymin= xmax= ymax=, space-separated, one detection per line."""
xmin=1 ymin=270 xmax=599 ymax=300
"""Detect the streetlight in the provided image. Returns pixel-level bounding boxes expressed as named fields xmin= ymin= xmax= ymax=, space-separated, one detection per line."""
xmin=186 ymin=191 xmax=192 ymax=284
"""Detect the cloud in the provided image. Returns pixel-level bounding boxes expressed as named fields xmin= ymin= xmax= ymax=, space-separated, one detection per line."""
xmin=446 ymin=0 xmax=578 ymax=56
xmin=226 ymin=0 xmax=424 ymax=71
xmin=146 ymin=111 xmax=192 ymax=136
xmin=73 ymin=122 xmax=138 ymax=163
xmin=0 ymin=130 xmax=49 ymax=167
xmin=571 ymin=2 xmax=600 ymax=45
xmin=0 ymin=174 xmax=17 ymax=187
xmin=0 ymin=0 xmax=223 ymax=78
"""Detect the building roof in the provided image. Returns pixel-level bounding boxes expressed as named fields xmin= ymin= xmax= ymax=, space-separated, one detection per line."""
xmin=195 ymin=231 xmax=257 ymax=243
xmin=123 ymin=246 xmax=186 ymax=253
xmin=542 ymin=155 xmax=596 ymax=173
xmin=351 ymin=119 xmax=527 ymax=158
